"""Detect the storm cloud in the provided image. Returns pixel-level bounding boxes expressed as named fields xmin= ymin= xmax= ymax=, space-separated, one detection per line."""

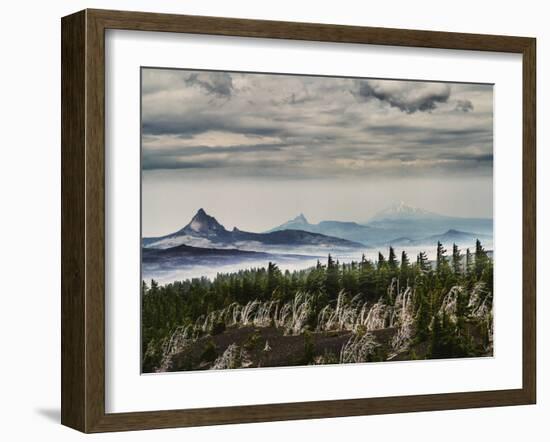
xmin=353 ymin=80 xmax=451 ymax=113
xmin=141 ymin=69 xmax=493 ymax=179
xmin=184 ymin=72 xmax=234 ymax=98
xmin=455 ymin=99 xmax=474 ymax=112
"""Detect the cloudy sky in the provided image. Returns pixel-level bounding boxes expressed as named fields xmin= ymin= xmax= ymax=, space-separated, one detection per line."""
xmin=142 ymin=68 xmax=493 ymax=236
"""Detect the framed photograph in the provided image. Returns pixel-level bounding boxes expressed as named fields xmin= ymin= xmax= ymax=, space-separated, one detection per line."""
xmin=61 ymin=9 xmax=536 ymax=433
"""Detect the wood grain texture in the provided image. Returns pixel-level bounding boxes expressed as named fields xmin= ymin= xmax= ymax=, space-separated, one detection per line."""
xmin=61 ymin=10 xmax=86 ymax=432
xmin=89 ymin=8 xmax=533 ymax=52
xmin=522 ymin=38 xmax=537 ymax=404
xmin=85 ymin=9 xmax=107 ymax=432
xmin=61 ymin=9 xmax=537 ymax=433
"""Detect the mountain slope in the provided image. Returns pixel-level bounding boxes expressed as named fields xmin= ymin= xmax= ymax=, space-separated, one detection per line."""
xmin=368 ymin=201 xmax=445 ymax=222
xmin=266 ymin=202 xmax=493 ymax=247
xmin=388 ymin=229 xmax=492 ymax=247
xmin=143 ymin=243 xmax=271 ymax=261
xmin=176 ymin=208 xmax=228 ymax=236
xmin=143 ymin=209 xmax=364 ymax=252
xmin=268 ymin=215 xmax=377 ymax=245
xmin=364 ymin=202 xmax=493 ymax=243
xmin=142 ymin=244 xmax=324 ymax=273
xmin=268 ymin=213 xmax=310 ymax=231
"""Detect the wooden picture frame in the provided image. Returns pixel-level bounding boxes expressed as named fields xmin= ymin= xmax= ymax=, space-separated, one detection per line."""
xmin=61 ymin=8 xmax=536 ymax=433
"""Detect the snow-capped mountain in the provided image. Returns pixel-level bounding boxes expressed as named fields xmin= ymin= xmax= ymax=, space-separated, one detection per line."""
xmin=365 ymin=202 xmax=493 ymax=242
xmin=368 ymin=201 xmax=444 ymax=222
xmin=266 ymin=203 xmax=493 ymax=247
xmin=142 ymin=209 xmax=364 ymax=253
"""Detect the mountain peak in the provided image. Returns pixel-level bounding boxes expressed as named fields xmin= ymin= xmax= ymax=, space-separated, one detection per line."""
xmin=370 ymin=201 xmax=441 ymax=221
xmin=292 ymin=213 xmax=309 ymax=224
xmin=264 ymin=212 xmax=311 ymax=233
xmin=183 ymin=209 xmax=226 ymax=234
xmin=388 ymin=201 xmax=423 ymax=214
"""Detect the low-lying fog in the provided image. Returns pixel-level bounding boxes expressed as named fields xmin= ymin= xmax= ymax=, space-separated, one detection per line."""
xmin=142 ymin=242 xmax=493 ymax=286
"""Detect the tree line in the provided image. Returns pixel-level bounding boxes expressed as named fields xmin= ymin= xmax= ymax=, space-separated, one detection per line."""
xmin=142 ymin=240 xmax=493 ymax=370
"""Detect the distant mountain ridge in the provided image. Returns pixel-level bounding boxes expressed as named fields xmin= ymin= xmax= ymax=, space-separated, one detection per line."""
xmin=142 ymin=243 xmax=323 ymax=269
xmin=143 ymin=209 xmax=364 ymax=253
xmin=266 ymin=214 xmax=377 ymax=245
xmin=388 ymin=229 xmax=492 ymax=247
xmin=143 ymin=204 xmax=493 ymax=256
xmin=267 ymin=202 xmax=493 ymax=247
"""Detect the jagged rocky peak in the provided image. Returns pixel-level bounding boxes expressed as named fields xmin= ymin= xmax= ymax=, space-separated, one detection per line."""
xmin=185 ymin=208 xmax=226 ymax=233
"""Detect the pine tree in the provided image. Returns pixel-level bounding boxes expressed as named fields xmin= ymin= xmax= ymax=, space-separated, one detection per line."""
xmin=465 ymin=248 xmax=473 ymax=275
xmin=451 ymin=243 xmax=462 ymax=275
xmin=474 ymin=239 xmax=488 ymax=278
xmin=429 ymin=311 xmax=472 ymax=359
xmin=325 ymin=254 xmax=340 ymax=300
xmin=414 ymin=280 xmax=431 ymax=342
xmin=377 ymin=252 xmax=386 ymax=270
xmin=307 ymin=260 xmax=325 ymax=294
xmin=398 ymin=250 xmax=410 ymax=288
xmin=358 ymin=258 xmax=375 ymax=301
xmin=266 ymin=262 xmax=281 ymax=299
xmin=417 ymin=251 xmax=430 ymax=272
xmin=436 ymin=241 xmax=447 ymax=273
xmin=429 ymin=314 xmax=443 ymax=358
xmin=341 ymin=262 xmax=359 ymax=294
xmin=388 ymin=246 xmax=398 ymax=271
xmin=401 ymin=250 xmax=410 ymax=271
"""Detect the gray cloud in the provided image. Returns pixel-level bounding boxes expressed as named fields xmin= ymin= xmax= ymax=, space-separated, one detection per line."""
xmin=455 ymin=99 xmax=474 ymax=112
xmin=184 ymin=72 xmax=234 ymax=98
xmin=353 ymin=80 xmax=451 ymax=113
xmin=143 ymin=158 xmax=223 ymax=170
xmin=141 ymin=143 xmax=286 ymax=170
xmin=141 ymin=69 xmax=493 ymax=178
xmin=142 ymin=114 xmax=284 ymax=138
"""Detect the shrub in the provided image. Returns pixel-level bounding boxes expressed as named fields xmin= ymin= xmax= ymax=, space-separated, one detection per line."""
xmin=243 ymin=330 xmax=262 ymax=351
xmin=211 ymin=321 xmax=226 ymax=335
xmin=200 ymin=338 xmax=218 ymax=363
